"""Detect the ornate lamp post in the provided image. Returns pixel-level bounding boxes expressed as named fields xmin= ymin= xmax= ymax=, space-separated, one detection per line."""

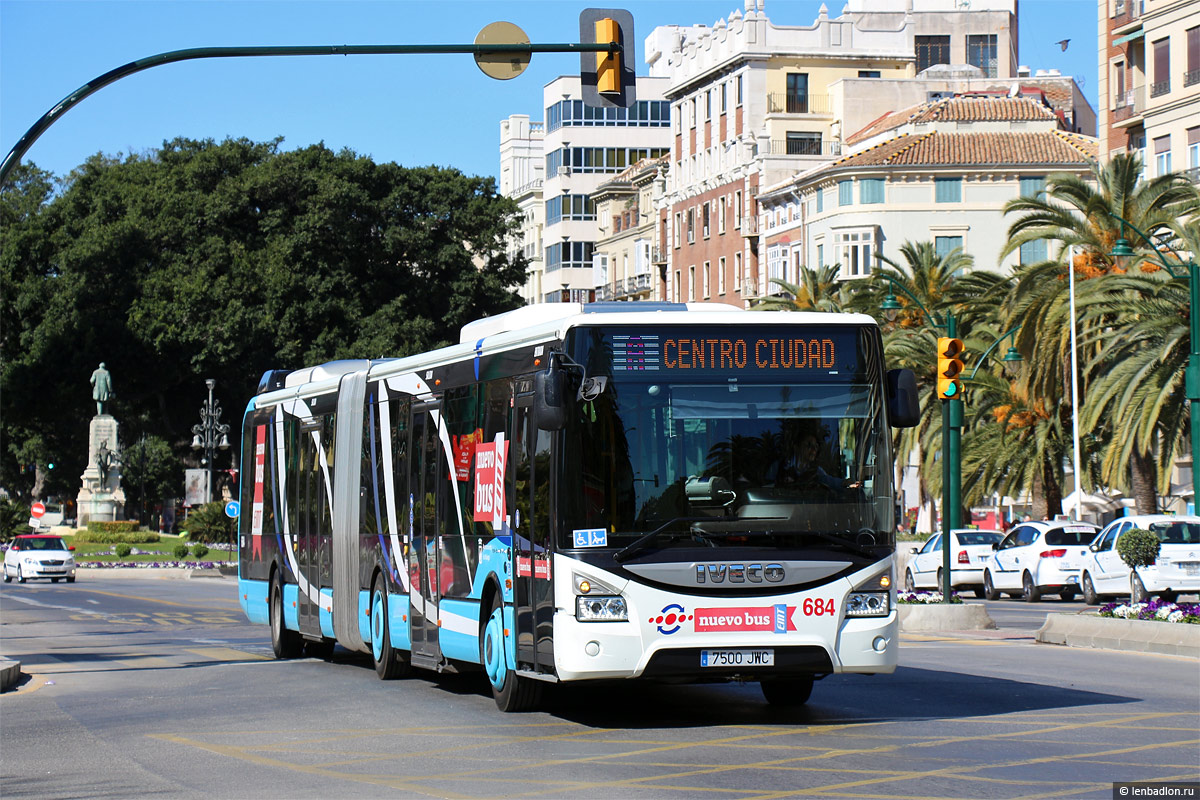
xmin=1108 ymin=215 xmax=1200 ymax=509
xmin=191 ymin=379 xmax=230 ymax=505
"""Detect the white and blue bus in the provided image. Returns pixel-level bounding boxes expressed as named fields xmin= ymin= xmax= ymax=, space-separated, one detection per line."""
xmin=236 ymin=302 xmax=919 ymax=711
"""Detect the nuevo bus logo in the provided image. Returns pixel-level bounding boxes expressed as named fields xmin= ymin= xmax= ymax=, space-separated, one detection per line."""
xmin=650 ymin=603 xmax=692 ymax=635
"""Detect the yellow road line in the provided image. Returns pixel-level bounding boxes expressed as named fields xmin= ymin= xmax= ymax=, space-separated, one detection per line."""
xmin=184 ymin=647 xmax=270 ymax=662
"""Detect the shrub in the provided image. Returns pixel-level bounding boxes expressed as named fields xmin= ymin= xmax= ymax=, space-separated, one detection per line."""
xmin=191 ymin=544 xmax=209 ymax=559
xmin=0 ymin=500 xmax=31 ymax=543
xmin=184 ymin=502 xmax=234 ymax=544
xmin=114 ymin=543 xmax=132 ymax=558
xmin=88 ymin=520 xmax=140 ymax=535
xmin=173 ymin=544 xmax=190 ymax=559
xmin=74 ymin=530 xmax=161 ymax=544
xmin=1116 ymin=528 xmax=1160 ymax=570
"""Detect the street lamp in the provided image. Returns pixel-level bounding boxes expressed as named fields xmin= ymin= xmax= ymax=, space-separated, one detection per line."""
xmin=878 ymin=276 xmax=961 ymax=602
xmin=1108 ymin=214 xmax=1200 ymax=510
xmin=191 ymin=379 xmax=230 ymax=506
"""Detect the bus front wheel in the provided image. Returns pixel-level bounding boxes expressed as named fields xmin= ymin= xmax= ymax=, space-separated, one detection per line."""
xmin=371 ymin=576 xmax=411 ymax=679
xmin=481 ymin=603 xmax=541 ymax=712
xmin=761 ymin=676 xmax=814 ymax=707
xmin=270 ymin=576 xmax=303 ymax=659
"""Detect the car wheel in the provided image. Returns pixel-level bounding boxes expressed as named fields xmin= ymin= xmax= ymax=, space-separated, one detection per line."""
xmin=16 ymin=565 xmax=26 ymax=584
xmin=481 ymin=601 xmax=541 ymax=712
xmin=761 ymin=677 xmax=814 ymax=707
xmin=983 ymin=571 xmax=1000 ymax=601
xmin=371 ymin=576 xmax=411 ymax=679
xmin=904 ymin=570 xmax=915 ymax=592
xmin=1059 ymin=588 xmax=1076 ymax=602
xmin=1131 ymin=573 xmax=1149 ymax=604
xmin=1082 ymin=573 xmax=1099 ymax=605
xmin=936 ymin=569 xmax=944 ymax=593
xmin=1022 ymin=571 xmax=1041 ymax=602
xmin=2 ymin=566 xmax=10 ymax=583
xmin=270 ymin=576 xmax=303 ymax=659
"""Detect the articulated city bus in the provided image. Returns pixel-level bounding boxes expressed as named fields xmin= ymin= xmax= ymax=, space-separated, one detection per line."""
xmin=236 ymin=302 xmax=919 ymax=711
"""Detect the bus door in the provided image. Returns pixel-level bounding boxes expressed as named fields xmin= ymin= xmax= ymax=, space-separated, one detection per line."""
xmin=509 ymin=396 xmax=556 ymax=673
xmin=408 ymin=400 xmax=442 ymax=663
xmin=296 ymin=417 xmax=326 ymax=638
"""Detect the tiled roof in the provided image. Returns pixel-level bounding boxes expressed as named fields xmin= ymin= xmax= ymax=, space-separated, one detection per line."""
xmin=833 ymin=130 xmax=1097 ymax=168
xmin=846 ymin=94 xmax=1059 ymax=145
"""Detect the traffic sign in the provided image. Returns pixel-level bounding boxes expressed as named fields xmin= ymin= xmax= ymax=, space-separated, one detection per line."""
xmin=31 ymin=501 xmax=46 ymax=518
xmin=225 ymin=501 xmax=240 ymax=519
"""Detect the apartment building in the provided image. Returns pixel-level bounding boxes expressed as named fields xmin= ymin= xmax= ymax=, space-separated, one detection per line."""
xmin=757 ymin=93 xmax=1098 ymax=284
xmin=1098 ymin=0 xmax=1200 ymax=178
xmin=591 ymin=156 xmax=668 ymax=302
xmin=499 ymin=115 xmax=545 ymax=304
xmin=646 ymin=0 xmax=1019 ymax=307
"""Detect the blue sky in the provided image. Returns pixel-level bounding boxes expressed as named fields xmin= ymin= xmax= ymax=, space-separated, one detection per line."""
xmin=1 ymin=0 xmax=1100 ymax=184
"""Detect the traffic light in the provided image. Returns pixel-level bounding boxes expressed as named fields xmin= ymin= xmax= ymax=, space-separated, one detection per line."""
xmin=579 ymin=9 xmax=636 ymax=108
xmin=936 ymin=337 xmax=965 ymax=399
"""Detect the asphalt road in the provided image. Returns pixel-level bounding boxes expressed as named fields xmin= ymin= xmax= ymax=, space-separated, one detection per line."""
xmin=2 ymin=574 xmax=1197 ymax=800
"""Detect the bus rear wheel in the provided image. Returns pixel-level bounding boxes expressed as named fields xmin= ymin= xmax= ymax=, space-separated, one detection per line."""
xmin=270 ymin=576 xmax=303 ymax=659
xmin=481 ymin=603 xmax=541 ymax=712
xmin=760 ymin=677 xmax=814 ymax=707
xmin=371 ymin=577 xmax=411 ymax=679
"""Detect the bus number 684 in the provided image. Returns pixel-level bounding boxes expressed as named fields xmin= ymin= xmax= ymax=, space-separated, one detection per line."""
xmin=802 ymin=598 xmax=835 ymax=616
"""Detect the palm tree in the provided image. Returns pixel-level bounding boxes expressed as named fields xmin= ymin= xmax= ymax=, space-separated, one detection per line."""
xmin=1001 ymin=153 xmax=1197 ymax=512
xmin=756 ymin=263 xmax=848 ymax=312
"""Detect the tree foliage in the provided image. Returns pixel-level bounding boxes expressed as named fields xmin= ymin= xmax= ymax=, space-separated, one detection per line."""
xmin=0 ymin=138 xmax=527 ymax=503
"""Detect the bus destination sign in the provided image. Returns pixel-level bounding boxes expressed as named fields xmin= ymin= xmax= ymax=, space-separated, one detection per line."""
xmin=608 ymin=328 xmax=858 ymax=374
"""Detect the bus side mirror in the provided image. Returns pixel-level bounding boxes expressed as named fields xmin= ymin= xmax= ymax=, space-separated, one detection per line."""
xmin=887 ymin=368 xmax=920 ymax=428
xmin=535 ymin=365 xmax=567 ymax=431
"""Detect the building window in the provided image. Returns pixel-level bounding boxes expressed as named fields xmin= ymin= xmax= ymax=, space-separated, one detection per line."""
xmin=705 ymin=90 xmax=712 ymax=120
xmin=687 ymin=208 xmax=695 ymax=243
xmin=545 ymin=240 xmax=595 ymax=271
xmin=1114 ymin=61 xmax=1127 ymax=106
xmin=720 ymin=83 xmax=727 ymax=113
xmin=767 ymin=245 xmax=787 ymax=283
xmin=735 ymin=190 xmax=743 ymax=228
xmin=815 ymin=188 xmax=824 ymax=213
xmin=546 ymin=99 xmax=671 ymax=132
xmin=858 ymin=70 xmax=881 ymax=78
xmin=1155 ymin=135 xmax=1171 ymax=175
xmin=785 ymin=73 xmax=809 ymax=113
xmin=702 ymin=202 xmax=711 ymax=238
xmin=860 ymin=178 xmax=885 ymax=204
xmin=594 ymin=253 xmax=609 ymax=289
xmin=718 ymin=256 xmax=727 ymax=294
xmin=718 ymin=201 xmax=726 ymax=234
xmin=1188 ymin=127 xmax=1200 ymax=170
xmin=674 ymin=103 xmax=682 ymax=134
xmin=786 ymin=131 xmax=822 ymax=155
xmin=934 ymin=236 xmax=964 ymax=259
xmin=835 ymin=229 xmax=874 ymax=276
xmin=1152 ymin=38 xmax=1170 ymax=97
xmin=673 ymin=213 xmax=681 ymax=248
xmin=673 ymin=270 xmax=681 ymax=303
xmin=1019 ymin=239 xmax=1047 ymax=265
xmin=838 ymin=180 xmax=853 ymax=206
xmin=915 ymin=35 xmax=950 ymax=73
xmin=1019 ymin=176 xmax=1045 ymax=198
xmin=688 ymin=265 xmax=696 ymax=301
xmin=703 ymin=261 xmax=711 ymax=298
xmin=967 ymin=34 xmax=998 ymax=78
xmin=546 ymin=194 xmax=596 ymax=224
xmin=816 ymin=243 xmax=824 ymax=269
xmin=1188 ymin=27 xmax=1199 ymax=87
xmin=935 ymin=177 xmax=962 ymax=203
xmin=736 ymin=75 xmax=743 ymax=105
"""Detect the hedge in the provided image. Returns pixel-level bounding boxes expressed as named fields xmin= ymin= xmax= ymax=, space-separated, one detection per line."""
xmin=88 ymin=520 xmax=140 ymax=534
xmin=73 ymin=530 xmax=162 ymax=544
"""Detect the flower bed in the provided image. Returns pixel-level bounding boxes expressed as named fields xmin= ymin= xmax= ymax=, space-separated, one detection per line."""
xmin=897 ymin=590 xmax=963 ymax=605
xmin=1098 ymin=599 xmax=1200 ymax=624
xmin=78 ymin=560 xmax=233 ymax=569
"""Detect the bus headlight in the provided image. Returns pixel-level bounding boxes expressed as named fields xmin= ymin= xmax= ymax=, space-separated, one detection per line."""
xmin=845 ymin=592 xmax=890 ymax=617
xmin=576 ymin=595 xmax=628 ymax=622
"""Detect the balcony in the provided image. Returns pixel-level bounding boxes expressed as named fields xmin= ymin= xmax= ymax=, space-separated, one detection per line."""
xmin=766 ymin=139 xmax=842 ymax=157
xmin=1186 ymin=69 xmax=1200 ymax=88
xmin=738 ymin=216 xmax=759 ymax=236
xmin=651 ymin=246 xmax=667 ymax=265
xmin=1111 ymin=0 xmax=1143 ymax=28
xmin=766 ymin=93 xmax=833 ymax=115
xmin=741 ymin=277 xmax=759 ymax=298
xmin=1112 ymin=86 xmax=1145 ymax=127
xmin=1184 ymin=167 xmax=1200 ymax=185
xmin=1150 ymin=80 xmax=1170 ymax=98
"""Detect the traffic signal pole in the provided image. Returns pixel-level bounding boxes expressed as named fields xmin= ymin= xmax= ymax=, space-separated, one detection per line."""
xmin=941 ymin=312 xmax=963 ymax=600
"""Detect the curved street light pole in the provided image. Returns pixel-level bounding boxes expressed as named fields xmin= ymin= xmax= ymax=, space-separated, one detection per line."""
xmin=881 ymin=276 xmax=960 ymax=601
xmin=1108 ymin=214 xmax=1200 ymax=510
xmin=191 ymin=379 xmax=230 ymax=506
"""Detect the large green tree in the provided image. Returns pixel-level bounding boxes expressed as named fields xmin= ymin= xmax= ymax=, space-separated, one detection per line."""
xmin=0 ymin=138 xmax=528 ymax=503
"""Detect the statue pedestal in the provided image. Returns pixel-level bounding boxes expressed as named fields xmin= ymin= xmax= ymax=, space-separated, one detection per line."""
xmin=77 ymin=415 xmax=124 ymax=527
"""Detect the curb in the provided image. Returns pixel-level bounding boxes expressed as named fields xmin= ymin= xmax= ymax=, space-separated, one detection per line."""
xmin=898 ymin=603 xmax=996 ymax=632
xmin=1036 ymin=613 xmax=1200 ymax=657
xmin=0 ymin=658 xmax=19 ymax=691
xmin=76 ymin=567 xmax=233 ymax=580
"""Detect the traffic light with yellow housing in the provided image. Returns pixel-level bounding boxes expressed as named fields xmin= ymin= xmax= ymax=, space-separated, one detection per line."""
xmin=936 ymin=337 xmax=964 ymax=399
xmin=580 ymin=8 xmax=636 ymax=108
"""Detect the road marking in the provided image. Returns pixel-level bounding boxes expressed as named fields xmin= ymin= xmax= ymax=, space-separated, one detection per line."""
xmin=185 ymin=647 xmax=270 ymax=662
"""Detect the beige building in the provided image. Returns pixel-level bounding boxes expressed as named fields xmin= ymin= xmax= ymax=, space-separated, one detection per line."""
xmin=591 ymin=157 xmax=669 ymax=302
xmin=1098 ymin=0 xmax=1200 ymax=177
xmin=499 ymin=115 xmax=545 ymax=305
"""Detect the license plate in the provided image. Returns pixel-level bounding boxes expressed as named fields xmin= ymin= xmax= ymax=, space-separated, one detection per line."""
xmin=1183 ymin=563 xmax=1199 ymax=576
xmin=700 ymin=649 xmax=774 ymax=668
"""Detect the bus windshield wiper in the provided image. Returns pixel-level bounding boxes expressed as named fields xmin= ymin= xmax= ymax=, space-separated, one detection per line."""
xmin=614 ymin=516 xmax=724 ymax=563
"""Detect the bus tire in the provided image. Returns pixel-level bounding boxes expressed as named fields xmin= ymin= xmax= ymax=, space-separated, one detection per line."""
xmin=481 ymin=602 xmax=541 ymax=712
xmin=270 ymin=575 xmax=303 ymax=659
xmin=371 ymin=576 xmax=411 ymax=679
xmin=761 ymin=676 xmax=814 ymax=707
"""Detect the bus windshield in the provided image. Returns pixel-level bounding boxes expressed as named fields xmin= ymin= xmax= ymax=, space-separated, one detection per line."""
xmin=560 ymin=324 xmax=893 ymax=554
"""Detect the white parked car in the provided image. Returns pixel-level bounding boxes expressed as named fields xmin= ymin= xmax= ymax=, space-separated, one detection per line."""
xmin=3 ymin=534 xmax=77 ymax=583
xmin=904 ymin=529 xmax=1004 ymax=597
xmin=983 ymin=520 xmax=1100 ymax=602
xmin=1078 ymin=514 xmax=1200 ymax=604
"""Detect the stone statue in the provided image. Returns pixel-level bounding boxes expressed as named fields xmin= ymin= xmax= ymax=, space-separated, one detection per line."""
xmin=90 ymin=362 xmax=113 ymax=416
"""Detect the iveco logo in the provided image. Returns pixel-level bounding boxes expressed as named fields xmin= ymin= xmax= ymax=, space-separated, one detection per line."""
xmin=695 ymin=563 xmax=785 ymax=583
